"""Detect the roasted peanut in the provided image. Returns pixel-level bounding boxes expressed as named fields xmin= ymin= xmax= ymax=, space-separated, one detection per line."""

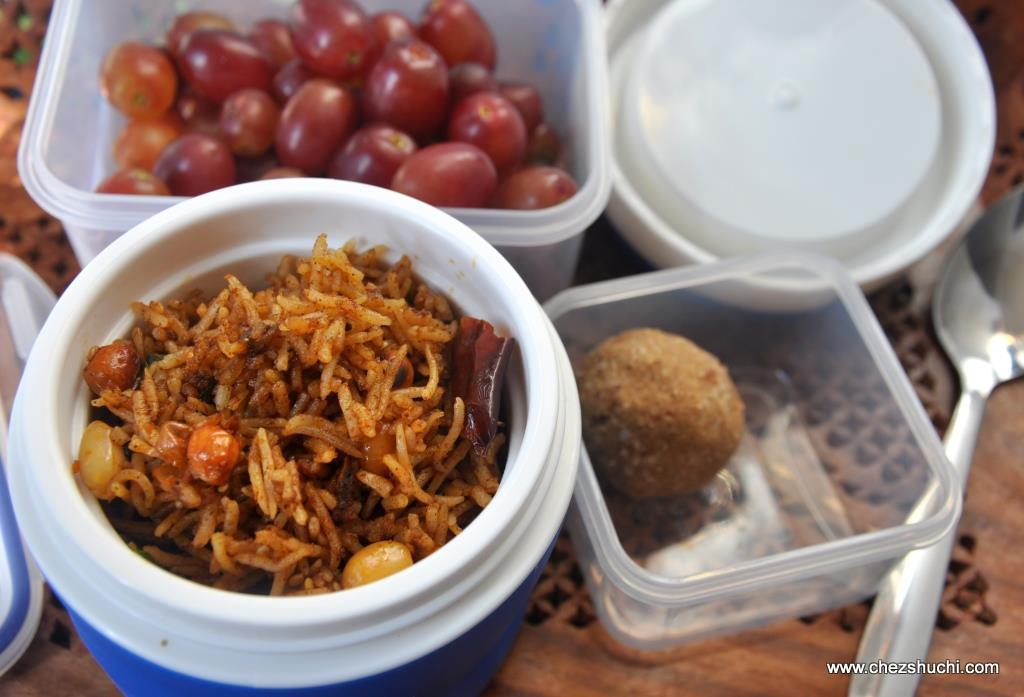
xmin=341 ymin=541 xmax=413 ymax=589
xmin=83 ymin=340 xmax=140 ymax=394
xmin=154 ymin=421 xmax=190 ymax=469
xmin=77 ymin=420 xmax=126 ymax=498
xmin=186 ymin=424 xmax=240 ymax=486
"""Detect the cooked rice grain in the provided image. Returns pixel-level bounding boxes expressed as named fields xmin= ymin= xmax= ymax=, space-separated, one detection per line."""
xmin=87 ymin=236 xmax=503 ymax=595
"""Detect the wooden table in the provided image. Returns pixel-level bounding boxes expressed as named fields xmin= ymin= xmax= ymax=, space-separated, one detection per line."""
xmin=1 ymin=2 xmax=1021 ymax=695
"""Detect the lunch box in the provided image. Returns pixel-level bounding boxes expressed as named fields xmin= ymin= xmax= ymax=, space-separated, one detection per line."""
xmin=18 ymin=0 xmax=611 ymax=301
xmin=5 ymin=179 xmax=964 ymax=694
xmin=6 ymin=0 xmax=973 ymax=690
xmin=0 ymin=254 xmax=52 ymax=676
xmin=6 ymin=180 xmax=581 ymax=694
xmin=544 ymin=256 xmax=962 ymax=648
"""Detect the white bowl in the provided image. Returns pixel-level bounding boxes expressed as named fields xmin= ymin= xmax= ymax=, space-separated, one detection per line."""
xmin=6 ymin=179 xmax=580 ymax=690
xmin=606 ymin=0 xmax=995 ymax=290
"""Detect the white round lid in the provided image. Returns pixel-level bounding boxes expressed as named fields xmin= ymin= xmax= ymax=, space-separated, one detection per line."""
xmin=622 ymin=0 xmax=942 ymax=250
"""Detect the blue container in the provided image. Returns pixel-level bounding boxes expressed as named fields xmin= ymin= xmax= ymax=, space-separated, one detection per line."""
xmin=5 ymin=181 xmax=581 ymax=694
xmin=68 ymin=543 xmax=553 ymax=696
xmin=0 ymin=461 xmax=43 ymax=675
xmin=0 ymin=252 xmax=52 ymax=675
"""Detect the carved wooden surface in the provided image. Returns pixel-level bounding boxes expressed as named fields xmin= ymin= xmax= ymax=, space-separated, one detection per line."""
xmin=1 ymin=2 xmax=1021 ymax=695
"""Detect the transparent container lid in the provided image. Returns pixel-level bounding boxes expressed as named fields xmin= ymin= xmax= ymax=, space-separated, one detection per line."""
xmin=545 ymin=253 xmax=961 ymax=647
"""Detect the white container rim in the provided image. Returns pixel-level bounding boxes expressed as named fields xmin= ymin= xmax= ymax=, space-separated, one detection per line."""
xmin=10 ymin=313 xmax=580 ymax=685
xmin=9 ymin=318 xmax=581 ymax=685
xmin=17 ymin=0 xmax=612 ymax=250
xmin=604 ymin=0 xmax=995 ymax=288
xmin=544 ymin=252 xmax=963 ymax=606
xmin=8 ymin=180 xmax=559 ymax=638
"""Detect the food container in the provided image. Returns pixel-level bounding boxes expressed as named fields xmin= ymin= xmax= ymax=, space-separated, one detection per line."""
xmin=544 ymin=255 xmax=961 ymax=648
xmin=605 ymin=0 xmax=995 ymax=290
xmin=0 ymin=462 xmax=42 ymax=676
xmin=0 ymin=254 xmax=52 ymax=675
xmin=6 ymin=179 xmax=581 ymax=694
xmin=18 ymin=0 xmax=610 ymax=301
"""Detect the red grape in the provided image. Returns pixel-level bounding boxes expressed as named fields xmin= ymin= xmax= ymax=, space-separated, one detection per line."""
xmin=260 ymin=167 xmax=305 ymax=180
xmin=272 ymin=59 xmax=315 ymax=103
xmin=154 ymin=133 xmax=236 ymax=196
xmin=100 ymin=42 xmax=177 ymax=119
xmin=494 ymin=166 xmax=578 ymax=209
xmin=248 ymin=19 xmax=296 ymax=68
xmin=449 ymin=62 xmax=496 ymax=104
xmin=176 ymin=88 xmax=221 ymax=137
xmin=276 ymin=79 xmax=359 ymax=174
xmin=372 ymin=11 xmax=416 ymax=46
xmin=363 ymin=39 xmax=448 ymax=141
xmin=525 ymin=122 xmax=562 ymax=166
xmin=219 ymin=89 xmax=280 ymax=157
xmin=96 ymin=4 xmax=575 ymax=203
xmin=328 ymin=124 xmax=417 ymax=187
xmin=290 ymin=0 xmax=378 ymax=80
xmin=499 ymin=82 xmax=543 ymax=133
xmin=235 ymin=152 xmax=287 ymax=182
xmin=447 ymin=92 xmax=526 ymax=174
xmin=166 ymin=11 xmax=235 ymax=58
xmin=419 ymin=0 xmax=496 ymax=69
xmin=178 ymin=30 xmax=274 ymax=102
xmin=96 ymin=168 xmax=170 ymax=195
xmin=113 ymin=114 xmax=182 ymax=171
xmin=391 ymin=142 xmax=496 ymax=207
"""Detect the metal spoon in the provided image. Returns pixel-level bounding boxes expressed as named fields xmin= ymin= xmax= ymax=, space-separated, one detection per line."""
xmin=850 ymin=188 xmax=1024 ymax=696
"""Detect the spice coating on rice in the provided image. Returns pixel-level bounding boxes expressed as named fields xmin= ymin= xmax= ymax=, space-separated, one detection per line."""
xmin=74 ymin=235 xmax=511 ymax=595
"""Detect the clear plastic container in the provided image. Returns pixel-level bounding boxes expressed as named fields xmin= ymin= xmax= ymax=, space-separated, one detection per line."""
xmin=544 ymin=254 xmax=961 ymax=649
xmin=18 ymin=0 xmax=610 ymax=301
xmin=604 ymin=0 xmax=994 ymax=290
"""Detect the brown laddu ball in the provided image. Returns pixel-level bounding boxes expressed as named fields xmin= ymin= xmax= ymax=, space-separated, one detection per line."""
xmin=578 ymin=328 xmax=745 ymax=499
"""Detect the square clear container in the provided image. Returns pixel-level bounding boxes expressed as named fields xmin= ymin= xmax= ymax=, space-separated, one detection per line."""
xmin=18 ymin=0 xmax=610 ymax=301
xmin=544 ymin=254 xmax=961 ymax=649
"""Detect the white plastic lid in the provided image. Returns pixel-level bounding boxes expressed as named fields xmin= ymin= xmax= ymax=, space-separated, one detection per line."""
xmin=0 ymin=254 xmax=53 ymax=674
xmin=613 ymin=0 xmax=956 ymax=264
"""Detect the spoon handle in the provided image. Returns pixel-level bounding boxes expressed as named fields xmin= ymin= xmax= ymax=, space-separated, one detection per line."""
xmin=848 ymin=388 xmax=987 ymax=697
xmin=943 ymin=385 xmax=992 ymax=486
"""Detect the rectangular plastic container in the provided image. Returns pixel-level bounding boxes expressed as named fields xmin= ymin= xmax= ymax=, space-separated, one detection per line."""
xmin=544 ymin=254 xmax=961 ymax=649
xmin=19 ymin=0 xmax=610 ymax=301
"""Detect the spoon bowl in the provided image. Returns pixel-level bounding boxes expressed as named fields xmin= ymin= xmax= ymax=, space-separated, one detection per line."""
xmin=935 ymin=190 xmax=1024 ymax=389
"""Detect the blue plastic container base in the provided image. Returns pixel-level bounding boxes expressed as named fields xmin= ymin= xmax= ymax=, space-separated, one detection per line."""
xmin=0 ymin=460 xmax=43 ymax=674
xmin=66 ymin=539 xmax=555 ymax=696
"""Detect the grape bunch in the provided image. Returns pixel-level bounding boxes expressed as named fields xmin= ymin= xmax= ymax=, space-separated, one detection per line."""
xmin=96 ymin=0 xmax=578 ymax=211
